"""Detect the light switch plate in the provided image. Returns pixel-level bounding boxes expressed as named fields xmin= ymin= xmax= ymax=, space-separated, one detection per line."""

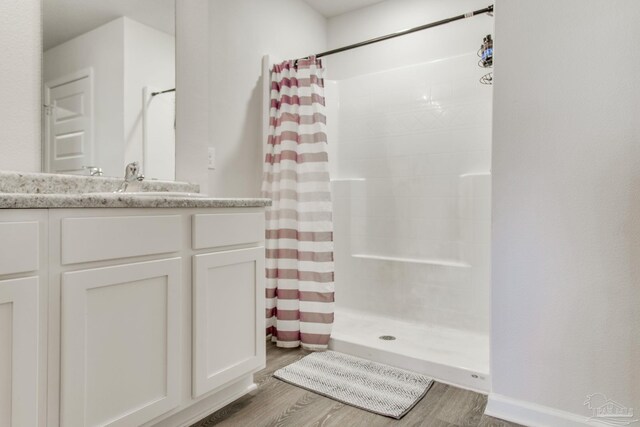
xmin=208 ymin=147 xmax=216 ymax=170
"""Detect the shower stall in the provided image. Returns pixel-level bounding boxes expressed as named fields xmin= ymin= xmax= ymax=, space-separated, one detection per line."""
xmin=326 ymin=53 xmax=492 ymax=390
xmin=263 ymin=1 xmax=493 ymax=392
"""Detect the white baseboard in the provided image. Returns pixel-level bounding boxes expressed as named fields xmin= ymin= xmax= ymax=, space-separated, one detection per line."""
xmin=485 ymin=393 xmax=612 ymax=427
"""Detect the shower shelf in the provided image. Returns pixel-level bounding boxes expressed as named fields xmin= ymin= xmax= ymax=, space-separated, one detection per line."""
xmin=351 ymin=254 xmax=470 ymax=268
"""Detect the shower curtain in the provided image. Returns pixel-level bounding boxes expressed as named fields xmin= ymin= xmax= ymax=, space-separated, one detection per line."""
xmin=262 ymin=56 xmax=335 ymax=351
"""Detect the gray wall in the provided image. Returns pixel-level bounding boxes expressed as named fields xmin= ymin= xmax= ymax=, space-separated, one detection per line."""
xmin=490 ymin=0 xmax=640 ymax=423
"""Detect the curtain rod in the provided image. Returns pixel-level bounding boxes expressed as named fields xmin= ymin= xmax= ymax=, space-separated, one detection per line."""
xmin=151 ymin=88 xmax=176 ymax=97
xmin=301 ymin=5 xmax=493 ymax=61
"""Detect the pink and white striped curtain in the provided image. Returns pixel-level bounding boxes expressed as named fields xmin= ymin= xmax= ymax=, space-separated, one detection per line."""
xmin=262 ymin=57 xmax=335 ymax=351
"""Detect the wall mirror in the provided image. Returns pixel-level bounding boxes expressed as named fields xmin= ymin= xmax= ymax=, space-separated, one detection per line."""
xmin=42 ymin=0 xmax=176 ymax=180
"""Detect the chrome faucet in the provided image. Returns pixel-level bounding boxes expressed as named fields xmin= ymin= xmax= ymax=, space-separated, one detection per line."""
xmin=117 ymin=161 xmax=145 ymax=192
xmin=83 ymin=166 xmax=103 ymax=176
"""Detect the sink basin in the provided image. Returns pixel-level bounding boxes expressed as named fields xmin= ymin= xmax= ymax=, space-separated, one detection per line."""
xmin=90 ymin=191 xmax=207 ymax=198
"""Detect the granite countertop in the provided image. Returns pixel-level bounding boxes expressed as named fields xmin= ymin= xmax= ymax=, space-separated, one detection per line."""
xmin=0 ymin=193 xmax=271 ymax=209
xmin=0 ymin=170 xmax=270 ymax=209
xmin=0 ymin=170 xmax=200 ymax=194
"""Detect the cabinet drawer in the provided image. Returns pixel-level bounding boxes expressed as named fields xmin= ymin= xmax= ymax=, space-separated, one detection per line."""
xmin=0 ymin=222 xmax=39 ymax=276
xmin=62 ymin=215 xmax=181 ymax=264
xmin=192 ymin=213 xmax=263 ymax=250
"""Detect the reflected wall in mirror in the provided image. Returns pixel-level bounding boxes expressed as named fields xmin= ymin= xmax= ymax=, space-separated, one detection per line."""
xmin=43 ymin=0 xmax=176 ymax=180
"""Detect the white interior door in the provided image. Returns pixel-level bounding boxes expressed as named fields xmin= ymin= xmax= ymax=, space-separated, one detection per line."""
xmin=192 ymin=247 xmax=265 ymax=398
xmin=45 ymin=69 xmax=93 ymax=174
xmin=0 ymin=277 xmax=39 ymax=427
xmin=60 ymin=258 xmax=181 ymax=427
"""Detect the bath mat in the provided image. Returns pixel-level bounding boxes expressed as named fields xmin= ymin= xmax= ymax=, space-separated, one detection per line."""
xmin=273 ymin=350 xmax=433 ymax=419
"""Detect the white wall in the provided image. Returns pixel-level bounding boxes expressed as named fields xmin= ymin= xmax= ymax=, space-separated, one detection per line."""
xmin=0 ymin=0 xmax=42 ymax=172
xmin=489 ymin=0 xmax=640 ymax=424
xmin=175 ymin=0 xmax=209 ymax=192
xmin=44 ymin=18 xmax=125 ymax=177
xmin=207 ymin=0 xmax=327 ymax=197
xmin=0 ymin=0 xmax=325 ymax=191
xmin=330 ymin=56 xmax=493 ymax=333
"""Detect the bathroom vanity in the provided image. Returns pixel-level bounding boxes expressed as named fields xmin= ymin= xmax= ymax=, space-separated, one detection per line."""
xmin=0 ymin=172 xmax=270 ymax=427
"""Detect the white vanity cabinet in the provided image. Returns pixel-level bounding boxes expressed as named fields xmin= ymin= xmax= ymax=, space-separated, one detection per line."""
xmin=0 ymin=207 xmax=265 ymax=427
xmin=0 ymin=210 xmax=48 ymax=427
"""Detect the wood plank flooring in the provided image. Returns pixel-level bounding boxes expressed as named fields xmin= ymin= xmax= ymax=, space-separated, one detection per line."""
xmin=192 ymin=344 xmax=523 ymax=427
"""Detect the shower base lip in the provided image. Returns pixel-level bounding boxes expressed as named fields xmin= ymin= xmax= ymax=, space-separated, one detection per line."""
xmin=329 ymin=308 xmax=490 ymax=393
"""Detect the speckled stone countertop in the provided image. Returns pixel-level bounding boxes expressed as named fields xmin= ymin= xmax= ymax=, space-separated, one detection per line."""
xmin=0 ymin=170 xmax=199 ymax=194
xmin=0 ymin=193 xmax=271 ymax=209
xmin=0 ymin=171 xmax=271 ymax=209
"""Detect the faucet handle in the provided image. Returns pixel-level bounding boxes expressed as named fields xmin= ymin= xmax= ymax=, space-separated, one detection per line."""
xmin=83 ymin=165 xmax=103 ymax=176
xmin=123 ymin=161 xmax=145 ymax=183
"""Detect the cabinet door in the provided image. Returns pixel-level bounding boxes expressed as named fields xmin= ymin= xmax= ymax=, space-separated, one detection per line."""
xmin=192 ymin=247 xmax=265 ymax=397
xmin=60 ymin=258 xmax=181 ymax=427
xmin=0 ymin=277 xmax=38 ymax=427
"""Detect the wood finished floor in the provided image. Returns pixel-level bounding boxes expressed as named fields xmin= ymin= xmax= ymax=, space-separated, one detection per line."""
xmin=191 ymin=344 xmax=523 ymax=427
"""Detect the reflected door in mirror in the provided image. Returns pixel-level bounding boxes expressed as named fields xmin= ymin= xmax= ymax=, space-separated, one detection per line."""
xmin=44 ymin=70 xmax=94 ymax=174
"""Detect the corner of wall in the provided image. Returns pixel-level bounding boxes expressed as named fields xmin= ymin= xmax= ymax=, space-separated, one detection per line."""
xmin=174 ymin=0 xmax=209 ymax=193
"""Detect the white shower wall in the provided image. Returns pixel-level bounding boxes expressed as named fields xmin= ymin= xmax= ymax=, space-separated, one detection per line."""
xmin=327 ymin=53 xmax=492 ymax=334
xmin=322 ymin=0 xmax=493 ymax=347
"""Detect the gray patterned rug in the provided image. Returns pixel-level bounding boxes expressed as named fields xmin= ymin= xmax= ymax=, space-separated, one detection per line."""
xmin=273 ymin=350 xmax=433 ymax=419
